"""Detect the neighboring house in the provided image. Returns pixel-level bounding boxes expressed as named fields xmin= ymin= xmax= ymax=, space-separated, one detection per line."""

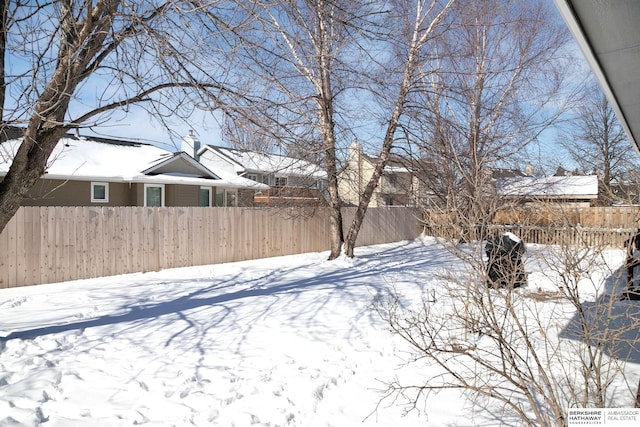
xmin=339 ymin=141 xmax=416 ymax=207
xmin=497 ymin=175 xmax=599 ymax=207
xmin=195 ymin=142 xmax=328 ymax=206
xmin=551 ymin=166 xmax=640 ymax=206
xmin=0 ymin=133 xmax=266 ymax=207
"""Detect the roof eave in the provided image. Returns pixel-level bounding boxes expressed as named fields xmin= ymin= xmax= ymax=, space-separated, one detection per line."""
xmin=25 ymin=173 xmax=264 ymax=190
xmin=200 ymin=145 xmax=247 ymax=173
xmin=142 ymin=152 xmax=222 ymax=180
xmin=553 ymin=0 xmax=640 ymax=155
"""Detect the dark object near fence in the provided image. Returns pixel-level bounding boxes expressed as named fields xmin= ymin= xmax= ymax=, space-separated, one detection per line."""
xmin=485 ymin=232 xmax=527 ymax=289
xmin=623 ymin=230 xmax=640 ymax=300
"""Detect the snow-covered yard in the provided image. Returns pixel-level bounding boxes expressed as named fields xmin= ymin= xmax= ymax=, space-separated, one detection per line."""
xmin=0 ymin=237 xmax=638 ymax=426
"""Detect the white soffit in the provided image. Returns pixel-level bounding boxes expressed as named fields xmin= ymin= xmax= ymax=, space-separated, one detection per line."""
xmin=554 ymin=0 xmax=640 ymax=155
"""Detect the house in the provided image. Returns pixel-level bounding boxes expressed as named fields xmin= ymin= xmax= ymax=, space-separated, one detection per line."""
xmin=497 ymin=175 xmax=599 ymax=207
xmin=339 ymin=141 xmax=411 ymax=207
xmin=195 ymin=142 xmax=328 ymax=206
xmin=339 ymin=141 xmax=416 ymax=207
xmin=0 ymin=133 xmax=267 ymax=207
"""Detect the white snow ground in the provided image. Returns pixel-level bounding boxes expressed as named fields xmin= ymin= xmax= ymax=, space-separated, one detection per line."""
xmin=0 ymin=236 xmax=638 ymax=426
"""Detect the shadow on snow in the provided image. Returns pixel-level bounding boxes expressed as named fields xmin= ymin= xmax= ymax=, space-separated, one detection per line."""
xmin=558 ymin=266 xmax=640 ymax=365
xmin=0 ymin=240 xmax=450 ymax=347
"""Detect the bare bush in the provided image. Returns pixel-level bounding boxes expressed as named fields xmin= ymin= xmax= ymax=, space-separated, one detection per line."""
xmin=375 ymin=210 xmax=640 ymax=426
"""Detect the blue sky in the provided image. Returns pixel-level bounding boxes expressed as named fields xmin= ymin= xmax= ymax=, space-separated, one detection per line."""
xmin=2 ymin=0 xmax=604 ymax=174
xmin=80 ymin=106 xmax=225 ymax=152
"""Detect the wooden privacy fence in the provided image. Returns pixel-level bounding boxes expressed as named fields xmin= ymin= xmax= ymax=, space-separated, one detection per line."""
xmin=424 ymin=223 xmax=636 ymax=248
xmin=0 ymin=206 xmax=422 ymax=288
xmin=424 ymin=206 xmax=640 ymax=249
xmin=492 ymin=206 xmax=640 ymax=228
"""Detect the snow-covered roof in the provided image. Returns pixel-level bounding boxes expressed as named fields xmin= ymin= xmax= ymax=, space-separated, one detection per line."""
xmin=498 ymin=175 xmax=599 ymax=199
xmin=200 ymin=145 xmax=327 ymax=179
xmin=383 ymin=164 xmax=410 ymax=174
xmin=0 ymin=136 xmax=268 ymax=190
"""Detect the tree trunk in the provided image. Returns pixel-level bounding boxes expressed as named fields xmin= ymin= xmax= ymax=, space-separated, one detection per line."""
xmin=317 ymin=0 xmax=344 ymax=260
xmin=322 ymin=115 xmax=344 ymax=260
xmin=0 ymin=0 xmax=122 ymax=235
xmin=0 ymin=59 xmax=77 ymax=233
xmin=0 ymin=0 xmax=7 ymax=121
xmin=0 ymin=129 xmax=66 ymax=232
xmin=343 ymin=145 xmax=392 ymax=258
xmin=325 ymin=144 xmax=344 ymax=260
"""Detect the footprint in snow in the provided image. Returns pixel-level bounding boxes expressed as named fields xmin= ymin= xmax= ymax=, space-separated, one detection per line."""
xmin=0 ymin=296 xmax=29 ymax=309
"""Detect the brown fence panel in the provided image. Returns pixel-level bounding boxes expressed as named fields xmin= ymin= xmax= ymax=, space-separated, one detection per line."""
xmin=342 ymin=206 xmax=423 ymax=247
xmin=424 ymin=206 xmax=640 ymax=249
xmin=494 ymin=206 xmax=640 ymax=228
xmin=0 ymin=206 xmax=420 ymax=288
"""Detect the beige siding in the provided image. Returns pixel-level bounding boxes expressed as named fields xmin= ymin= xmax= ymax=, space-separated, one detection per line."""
xmin=166 ymin=184 xmax=199 ymax=207
xmin=14 ymin=179 xmax=254 ymax=207
xmin=21 ymin=179 xmax=135 ymax=207
xmin=338 ymin=143 xmax=410 ymax=207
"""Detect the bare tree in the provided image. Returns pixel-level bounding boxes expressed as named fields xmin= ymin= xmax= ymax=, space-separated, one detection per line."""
xmin=216 ymin=0 xmax=455 ymax=259
xmin=340 ymin=0 xmax=455 ymax=257
xmin=0 ymin=0 xmax=241 ymax=234
xmin=222 ymin=115 xmax=281 ymax=154
xmin=561 ymin=85 xmax=640 ymax=206
xmin=405 ymin=0 xmax=576 ymax=241
xmin=210 ymin=0 xmax=361 ymax=257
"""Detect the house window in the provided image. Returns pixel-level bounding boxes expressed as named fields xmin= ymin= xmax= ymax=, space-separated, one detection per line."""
xmin=91 ymin=182 xmax=109 ymax=203
xmin=144 ymin=184 xmax=164 ymax=207
xmin=247 ymin=174 xmax=258 ymax=182
xmin=200 ymin=187 xmax=212 ymax=207
xmin=275 ymin=176 xmax=287 ymax=187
